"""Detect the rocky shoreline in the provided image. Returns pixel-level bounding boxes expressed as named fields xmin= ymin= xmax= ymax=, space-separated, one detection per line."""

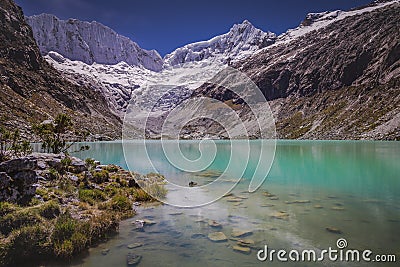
xmin=0 ymin=153 xmax=167 ymax=266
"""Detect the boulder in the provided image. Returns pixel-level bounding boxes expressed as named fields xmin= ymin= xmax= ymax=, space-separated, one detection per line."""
xmin=0 ymin=172 xmax=11 ymax=188
xmin=69 ymin=157 xmax=88 ymax=173
xmin=0 ymin=158 xmax=37 ymax=173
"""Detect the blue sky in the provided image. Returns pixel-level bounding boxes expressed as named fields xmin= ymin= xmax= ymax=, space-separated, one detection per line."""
xmin=16 ymin=0 xmax=373 ymax=56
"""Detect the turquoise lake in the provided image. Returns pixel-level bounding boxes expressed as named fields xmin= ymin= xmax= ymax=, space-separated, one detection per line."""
xmin=62 ymin=140 xmax=400 ymax=266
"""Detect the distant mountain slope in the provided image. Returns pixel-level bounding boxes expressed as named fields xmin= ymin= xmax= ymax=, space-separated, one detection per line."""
xmin=194 ymin=0 xmax=400 ymax=140
xmin=0 ymin=0 xmax=121 ymax=140
xmin=26 ymin=14 xmax=163 ymax=71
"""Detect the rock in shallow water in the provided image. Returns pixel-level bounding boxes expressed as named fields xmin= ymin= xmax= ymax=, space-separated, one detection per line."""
xmin=127 ymin=243 xmax=143 ymax=249
xmin=326 ymin=227 xmax=343 ymax=234
xmin=208 ymin=232 xmax=228 ymax=242
xmin=127 ymin=253 xmax=142 ymax=266
xmin=231 ymin=229 xmax=253 ymax=238
xmin=209 ymin=220 xmax=222 ymax=228
xmin=233 ymin=245 xmax=251 ymax=254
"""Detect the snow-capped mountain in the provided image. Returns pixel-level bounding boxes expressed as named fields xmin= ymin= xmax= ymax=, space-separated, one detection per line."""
xmin=28 ymin=16 xmax=275 ymax=114
xmin=163 ymin=20 xmax=276 ymax=66
xmin=26 ymin=14 xmax=163 ymax=71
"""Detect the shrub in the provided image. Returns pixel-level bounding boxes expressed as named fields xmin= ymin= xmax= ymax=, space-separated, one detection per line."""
xmin=104 ymin=165 xmax=119 ymax=172
xmin=46 ymin=168 xmax=60 ymax=180
xmin=38 ymin=201 xmax=61 ymax=219
xmin=52 ymin=213 xmax=77 ymax=243
xmin=0 ymin=202 xmax=18 ymax=216
xmin=92 ymin=170 xmax=109 ymax=184
xmin=144 ymin=183 xmax=168 ymax=199
xmin=5 ymin=224 xmax=51 ymax=263
xmin=110 ymin=195 xmax=132 ymax=212
xmin=85 ymin=158 xmax=96 ymax=170
xmin=78 ymin=189 xmax=107 ymax=205
xmin=54 ymin=240 xmax=74 ymax=258
xmin=0 ymin=209 xmax=42 ymax=235
xmin=87 ymin=213 xmax=119 ymax=242
xmin=0 ymin=127 xmax=32 ymax=162
xmin=133 ymin=188 xmax=153 ymax=202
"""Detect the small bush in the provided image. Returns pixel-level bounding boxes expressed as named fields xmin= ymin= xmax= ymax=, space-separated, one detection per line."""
xmin=46 ymin=168 xmax=60 ymax=180
xmin=52 ymin=213 xmax=77 ymax=243
xmin=0 ymin=209 xmax=42 ymax=235
xmin=38 ymin=201 xmax=61 ymax=219
xmin=133 ymin=188 xmax=153 ymax=202
xmin=91 ymin=170 xmax=109 ymax=184
xmin=78 ymin=189 xmax=107 ymax=205
xmin=5 ymin=224 xmax=51 ymax=263
xmin=104 ymin=165 xmax=119 ymax=173
xmin=87 ymin=213 xmax=119 ymax=242
xmin=145 ymin=183 xmax=168 ymax=199
xmin=0 ymin=202 xmax=18 ymax=216
xmin=110 ymin=195 xmax=132 ymax=212
xmin=54 ymin=240 xmax=74 ymax=258
xmin=85 ymin=158 xmax=96 ymax=170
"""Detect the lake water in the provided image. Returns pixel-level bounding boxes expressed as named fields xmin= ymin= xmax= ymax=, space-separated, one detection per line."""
xmin=65 ymin=140 xmax=400 ymax=266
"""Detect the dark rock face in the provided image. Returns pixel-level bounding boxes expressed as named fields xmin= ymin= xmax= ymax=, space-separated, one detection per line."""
xmin=0 ymin=158 xmax=37 ymax=173
xmin=0 ymin=158 xmax=39 ymax=203
xmin=194 ymin=3 xmax=400 ymax=140
xmin=241 ymin=4 xmax=400 ymax=100
xmin=0 ymin=0 xmax=121 ymax=140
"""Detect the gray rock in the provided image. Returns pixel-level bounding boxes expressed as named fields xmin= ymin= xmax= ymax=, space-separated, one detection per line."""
xmin=69 ymin=160 xmax=87 ymax=173
xmin=0 ymin=172 xmax=11 ymax=188
xmin=0 ymin=158 xmax=37 ymax=173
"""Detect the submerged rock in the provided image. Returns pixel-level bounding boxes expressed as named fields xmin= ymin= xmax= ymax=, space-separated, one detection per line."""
xmin=233 ymin=245 xmax=251 ymax=254
xmin=143 ymin=219 xmax=156 ymax=226
xmin=326 ymin=227 xmax=343 ymax=234
xmin=127 ymin=253 xmax=142 ymax=266
xmin=285 ymin=200 xmax=311 ymax=204
xmin=127 ymin=243 xmax=143 ymax=249
xmin=231 ymin=229 xmax=253 ymax=238
xmin=191 ymin=233 xmax=206 ymax=239
xmin=237 ymin=239 xmax=255 ymax=247
xmin=208 ymin=232 xmax=228 ymax=242
xmin=260 ymin=204 xmax=274 ymax=207
xmin=209 ymin=220 xmax=222 ymax=228
xmin=271 ymin=211 xmax=289 ymax=220
xmin=101 ymin=248 xmax=110 ymax=255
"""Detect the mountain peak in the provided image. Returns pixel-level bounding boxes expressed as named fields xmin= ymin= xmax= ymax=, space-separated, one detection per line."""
xmin=163 ymin=20 xmax=276 ymax=66
xmin=26 ymin=14 xmax=163 ymax=71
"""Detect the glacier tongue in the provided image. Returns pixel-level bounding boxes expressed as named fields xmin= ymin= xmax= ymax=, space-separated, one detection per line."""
xmin=26 ymin=14 xmax=163 ymax=71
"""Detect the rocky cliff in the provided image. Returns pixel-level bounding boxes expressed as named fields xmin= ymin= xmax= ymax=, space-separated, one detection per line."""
xmin=194 ymin=1 xmax=400 ymax=140
xmin=0 ymin=0 xmax=121 ymax=140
